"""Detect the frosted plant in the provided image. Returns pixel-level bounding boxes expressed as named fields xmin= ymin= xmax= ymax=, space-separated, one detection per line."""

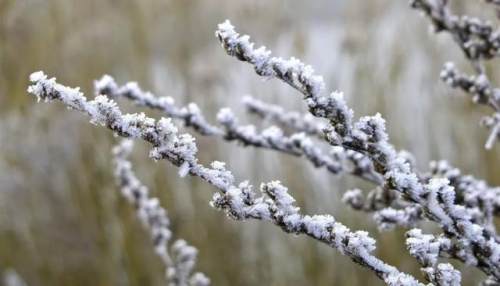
xmin=94 ymin=74 xmax=383 ymax=184
xmin=426 ymin=160 xmax=500 ymax=233
xmin=439 ymin=63 xmax=500 ymax=149
xmin=349 ymin=159 xmax=500 ymax=232
xmin=95 ymin=75 xmax=220 ymax=136
xmin=25 ymin=12 xmax=500 ymax=285
xmin=113 ymin=139 xmax=209 ymax=286
xmin=215 ymin=20 xmax=500 ymax=283
xmin=405 ymin=229 xmax=462 ymax=285
xmin=97 ymin=64 xmax=457 ymax=233
xmin=405 ymin=228 xmax=481 ymax=283
xmin=410 ymin=0 xmax=500 ymax=149
xmin=28 ymin=72 xmax=424 ymax=285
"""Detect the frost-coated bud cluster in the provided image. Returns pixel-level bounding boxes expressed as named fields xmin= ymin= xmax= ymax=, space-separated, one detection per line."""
xmin=428 ymin=160 xmax=500 ymax=232
xmin=405 ymin=230 xmax=463 ymax=286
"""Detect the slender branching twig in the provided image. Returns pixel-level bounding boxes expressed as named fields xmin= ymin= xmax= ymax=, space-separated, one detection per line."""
xmin=94 ymin=75 xmax=383 ymax=184
xmin=113 ymin=139 xmax=209 ymax=286
xmin=411 ymin=0 xmax=500 ymax=149
xmin=215 ymin=20 xmax=500 ymax=282
xmin=28 ymin=71 xmax=425 ymax=285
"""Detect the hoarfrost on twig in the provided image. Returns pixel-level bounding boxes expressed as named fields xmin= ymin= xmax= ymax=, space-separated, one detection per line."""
xmin=410 ymin=0 xmax=500 ymax=148
xmin=215 ymin=20 xmax=500 ymax=280
xmin=28 ymin=71 xmax=423 ymax=285
xmin=113 ymin=139 xmax=209 ymax=286
xmin=95 ymin=74 xmax=383 ymax=184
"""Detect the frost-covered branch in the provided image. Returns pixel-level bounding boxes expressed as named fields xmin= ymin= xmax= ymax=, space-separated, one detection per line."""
xmin=440 ymin=62 xmax=500 ymax=149
xmin=28 ymin=71 xmax=424 ymax=286
xmin=345 ymin=159 xmax=500 ymax=233
xmin=241 ymin=95 xmax=383 ymax=181
xmin=215 ymin=20 xmax=500 ymax=279
xmin=440 ymin=62 xmax=500 ymax=111
xmin=217 ymin=108 xmax=381 ymax=183
xmin=95 ymin=75 xmax=220 ymax=136
xmin=216 ymin=20 xmax=403 ymax=173
xmin=95 ymin=75 xmax=383 ymax=184
xmin=113 ymin=139 xmax=209 ymax=286
xmin=427 ymin=160 xmax=500 ymax=234
xmin=406 ymin=227 xmax=500 ymax=285
xmin=410 ymin=0 xmax=500 ymax=62
xmin=410 ymin=0 xmax=500 ymax=148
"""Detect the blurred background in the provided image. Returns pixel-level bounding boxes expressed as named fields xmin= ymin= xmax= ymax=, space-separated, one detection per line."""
xmin=1 ymin=0 xmax=499 ymax=285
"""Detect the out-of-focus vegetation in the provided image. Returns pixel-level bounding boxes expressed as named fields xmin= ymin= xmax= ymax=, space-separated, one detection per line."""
xmin=0 ymin=0 xmax=499 ymax=285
